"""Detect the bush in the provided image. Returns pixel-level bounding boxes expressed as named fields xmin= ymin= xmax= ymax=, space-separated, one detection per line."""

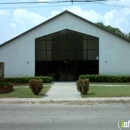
xmin=0 ymin=82 xmax=13 ymax=88
xmin=79 ymin=75 xmax=130 ymax=82
xmin=77 ymin=79 xmax=89 ymax=95
xmin=2 ymin=76 xmax=53 ymax=84
xmin=29 ymin=79 xmax=43 ymax=95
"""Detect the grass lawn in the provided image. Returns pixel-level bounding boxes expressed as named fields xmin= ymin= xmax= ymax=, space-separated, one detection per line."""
xmin=82 ymin=85 xmax=130 ymax=98
xmin=0 ymin=84 xmax=52 ymax=98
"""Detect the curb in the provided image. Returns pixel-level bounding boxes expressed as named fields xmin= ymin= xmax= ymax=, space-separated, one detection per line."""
xmin=0 ymin=97 xmax=130 ymax=104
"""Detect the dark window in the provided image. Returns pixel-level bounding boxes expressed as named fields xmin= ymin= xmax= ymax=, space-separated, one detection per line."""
xmin=35 ymin=29 xmax=99 ymax=79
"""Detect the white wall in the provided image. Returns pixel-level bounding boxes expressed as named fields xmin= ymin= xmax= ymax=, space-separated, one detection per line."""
xmin=0 ymin=35 xmax=35 ymax=77
xmin=0 ymin=12 xmax=130 ymax=77
xmin=99 ymin=35 xmax=130 ymax=75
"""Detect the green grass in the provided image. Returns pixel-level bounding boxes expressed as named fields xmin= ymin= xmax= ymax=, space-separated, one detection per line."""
xmin=0 ymin=85 xmax=51 ymax=98
xmin=82 ymin=85 xmax=130 ymax=98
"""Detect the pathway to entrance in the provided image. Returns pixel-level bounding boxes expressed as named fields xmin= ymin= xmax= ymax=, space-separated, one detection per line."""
xmin=43 ymin=82 xmax=81 ymax=100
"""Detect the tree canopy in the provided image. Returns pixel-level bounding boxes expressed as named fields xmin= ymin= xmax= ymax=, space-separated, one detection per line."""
xmin=96 ymin=22 xmax=130 ymax=41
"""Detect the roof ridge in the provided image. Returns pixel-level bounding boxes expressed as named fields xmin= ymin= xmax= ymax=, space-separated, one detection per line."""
xmin=0 ymin=10 xmax=129 ymax=47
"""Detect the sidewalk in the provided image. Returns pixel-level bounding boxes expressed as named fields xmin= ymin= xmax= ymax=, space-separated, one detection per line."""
xmin=0 ymin=82 xmax=130 ymax=104
xmin=43 ymin=82 xmax=81 ymax=100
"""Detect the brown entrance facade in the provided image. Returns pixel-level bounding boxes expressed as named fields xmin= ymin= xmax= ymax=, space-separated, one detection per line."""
xmin=35 ymin=29 xmax=99 ymax=81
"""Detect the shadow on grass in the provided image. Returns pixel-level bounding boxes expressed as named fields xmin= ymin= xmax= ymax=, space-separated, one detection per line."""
xmin=82 ymin=93 xmax=95 ymax=98
xmin=86 ymin=93 xmax=95 ymax=95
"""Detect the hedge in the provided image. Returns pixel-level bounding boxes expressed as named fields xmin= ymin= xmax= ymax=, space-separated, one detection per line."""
xmin=1 ymin=76 xmax=53 ymax=84
xmin=79 ymin=75 xmax=130 ymax=82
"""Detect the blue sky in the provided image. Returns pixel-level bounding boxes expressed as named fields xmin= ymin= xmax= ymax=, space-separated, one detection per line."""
xmin=0 ymin=0 xmax=130 ymax=44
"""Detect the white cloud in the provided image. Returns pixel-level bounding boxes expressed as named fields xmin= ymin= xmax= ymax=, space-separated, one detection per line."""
xmin=13 ymin=9 xmax=46 ymax=26
xmin=66 ymin=6 xmax=102 ymax=22
xmin=12 ymin=6 xmax=129 ymax=34
xmin=103 ymin=8 xmax=130 ymax=33
xmin=63 ymin=6 xmax=130 ymax=33
xmin=10 ymin=23 xmax=17 ymax=28
xmin=49 ymin=10 xmax=61 ymax=18
xmin=104 ymin=9 xmax=118 ymax=25
xmin=0 ymin=10 xmax=9 ymax=18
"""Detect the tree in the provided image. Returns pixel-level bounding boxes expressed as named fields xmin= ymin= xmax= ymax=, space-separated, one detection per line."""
xmin=97 ymin=22 xmax=104 ymax=27
xmin=96 ymin=22 xmax=130 ymax=41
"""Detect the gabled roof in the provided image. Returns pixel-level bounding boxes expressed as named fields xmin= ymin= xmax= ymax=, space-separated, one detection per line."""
xmin=0 ymin=10 xmax=130 ymax=47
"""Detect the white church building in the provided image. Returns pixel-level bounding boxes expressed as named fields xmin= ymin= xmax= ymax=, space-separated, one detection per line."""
xmin=0 ymin=10 xmax=130 ymax=81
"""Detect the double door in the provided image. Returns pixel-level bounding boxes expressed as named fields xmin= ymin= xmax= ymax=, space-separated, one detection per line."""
xmin=58 ymin=60 xmax=78 ymax=81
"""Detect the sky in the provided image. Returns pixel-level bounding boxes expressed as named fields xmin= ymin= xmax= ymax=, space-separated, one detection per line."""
xmin=0 ymin=0 xmax=130 ymax=44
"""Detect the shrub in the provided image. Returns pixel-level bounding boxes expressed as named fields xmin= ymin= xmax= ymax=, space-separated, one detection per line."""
xmin=79 ymin=75 xmax=130 ymax=82
xmin=29 ymin=79 xmax=43 ymax=95
xmin=2 ymin=76 xmax=53 ymax=84
xmin=77 ymin=79 xmax=89 ymax=95
xmin=0 ymin=82 xmax=13 ymax=88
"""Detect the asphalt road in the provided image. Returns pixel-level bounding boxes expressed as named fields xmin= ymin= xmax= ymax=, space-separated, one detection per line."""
xmin=0 ymin=103 xmax=130 ymax=130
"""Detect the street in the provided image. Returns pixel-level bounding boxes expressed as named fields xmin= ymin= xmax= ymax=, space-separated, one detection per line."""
xmin=0 ymin=102 xmax=130 ymax=130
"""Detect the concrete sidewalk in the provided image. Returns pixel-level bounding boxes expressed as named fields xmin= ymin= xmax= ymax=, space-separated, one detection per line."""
xmin=43 ymin=82 xmax=81 ymax=100
xmin=0 ymin=82 xmax=130 ymax=103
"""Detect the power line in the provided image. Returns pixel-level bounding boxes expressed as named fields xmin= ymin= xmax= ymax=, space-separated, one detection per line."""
xmin=0 ymin=0 xmax=117 ymax=5
xmin=0 ymin=2 xmax=91 ymax=10
xmin=0 ymin=0 xmax=129 ymax=10
xmin=94 ymin=1 xmax=130 ymax=8
xmin=0 ymin=3 xmax=89 ymax=10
